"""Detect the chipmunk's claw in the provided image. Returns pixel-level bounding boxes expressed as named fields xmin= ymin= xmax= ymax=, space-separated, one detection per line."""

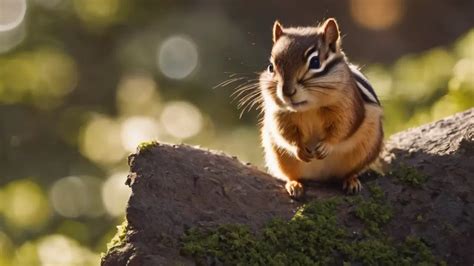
xmin=296 ymin=146 xmax=313 ymax=162
xmin=311 ymin=142 xmax=332 ymax=160
xmin=343 ymin=175 xmax=362 ymax=194
xmin=285 ymin=180 xmax=305 ymax=200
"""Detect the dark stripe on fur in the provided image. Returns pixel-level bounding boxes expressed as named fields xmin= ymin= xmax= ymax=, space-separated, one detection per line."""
xmin=311 ymin=56 xmax=343 ymax=78
xmin=352 ymin=71 xmax=381 ymax=105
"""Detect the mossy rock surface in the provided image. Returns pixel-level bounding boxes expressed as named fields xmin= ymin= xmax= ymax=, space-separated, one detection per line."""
xmin=181 ymin=190 xmax=441 ymax=265
xmin=102 ymin=109 xmax=474 ymax=266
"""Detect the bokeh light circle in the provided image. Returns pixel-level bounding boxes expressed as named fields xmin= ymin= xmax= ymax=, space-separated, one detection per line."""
xmin=116 ymin=73 xmax=158 ymax=115
xmin=121 ymin=116 xmax=160 ymax=152
xmin=160 ymin=101 xmax=203 ymax=139
xmin=0 ymin=22 xmax=25 ymax=53
xmin=79 ymin=115 xmax=125 ymax=165
xmin=37 ymin=235 xmax=99 ymax=265
xmin=2 ymin=180 xmax=50 ymax=229
xmin=101 ymin=172 xmax=131 ymax=216
xmin=157 ymin=35 xmax=199 ymax=79
xmin=350 ymin=0 xmax=403 ymax=30
xmin=0 ymin=0 xmax=27 ymax=32
xmin=73 ymin=0 xmax=120 ymax=27
xmin=50 ymin=176 xmax=104 ymax=218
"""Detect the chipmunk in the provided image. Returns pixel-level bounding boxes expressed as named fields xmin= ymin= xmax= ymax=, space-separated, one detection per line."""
xmin=259 ymin=18 xmax=383 ymax=199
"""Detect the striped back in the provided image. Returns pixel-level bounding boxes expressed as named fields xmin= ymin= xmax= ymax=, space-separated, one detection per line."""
xmin=349 ymin=65 xmax=381 ymax=105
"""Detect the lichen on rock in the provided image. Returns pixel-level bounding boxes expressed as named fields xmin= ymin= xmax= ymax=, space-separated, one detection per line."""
xmin=390 ymin=164 xmax=428 ymax=187
xmin=137 ymin=140 xmax=159 ymax=153
xmin=102 ymin=220 xmax=129 ymax=259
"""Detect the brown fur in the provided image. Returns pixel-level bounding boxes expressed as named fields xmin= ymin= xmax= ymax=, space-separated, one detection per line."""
xmin=259 ymin=18 xmax=384 ymax=198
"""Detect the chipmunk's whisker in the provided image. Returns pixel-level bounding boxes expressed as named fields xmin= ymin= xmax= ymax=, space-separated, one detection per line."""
xmin=238 ymin=91 xmax=260 ymax=106
xmin=214 ymin=77 xmax=246 ymax=89
xmin=232 ymin=81 xmax=259 ymax=92
xmin=218 ymin=72 xmax=277 ymax=118
xmin=231 ymin=84 xmax=259 ymax=98
xmin=239 ymin=94 xmax=263 ymax=118
xmin=231 ymin=84 xmax=260 ymax=103
xmin=248 ymin=96 xmax=263 ymax=111
xmin=237 ymin=90 xmax=260 ymax=107
xmin=214 ymin=72 xmax=259 ymax=89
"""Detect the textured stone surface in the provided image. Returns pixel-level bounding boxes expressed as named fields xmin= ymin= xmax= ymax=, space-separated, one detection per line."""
xmin=102 ymin=108 xmax=473 ymax=266
xmin=380 ymin=108 xmax=474 ymax=264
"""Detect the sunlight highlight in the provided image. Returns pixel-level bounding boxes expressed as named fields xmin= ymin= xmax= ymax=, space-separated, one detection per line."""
xmin=121 ymin=116 xmax=160 ymax=152
xmin=0 ymin=0 xmax=27 ymax=32
xmin=2 ymin=180 xmax=50 ymax=229
xmin=158 ymin=35 xmax=199 ymax=79
xmin=0 ymin=0 xmax=27 ymax=53
xmin=37 ymin=235 xmax=99 ymax=266
xmin=50 ymin=176 xmax=104 ymax=218
xmin=79 ymin=115 xmax=125 ymax=165
xmin=116 ymin=73 xmax=160 ymax=116
xmin=0 ymin=22 xmax=25 ymax=54
xmin=12 ymin=242 xmax=38 ymax=265
xmin=350 ymin=0 xmax=404 ymax=30
xmin=102 ymin=172 xmax=131 ymax=216
xmin=0 ymin=48 xmax=78 ymax=107
xmin=160 ymin=101 xmax=203 ymax=139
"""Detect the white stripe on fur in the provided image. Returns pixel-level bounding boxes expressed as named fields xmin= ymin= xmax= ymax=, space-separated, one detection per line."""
xmin=355 ymin=81 xmax=378 ymax=103
xmin=350 ymin=65 xmax=378 ymax=104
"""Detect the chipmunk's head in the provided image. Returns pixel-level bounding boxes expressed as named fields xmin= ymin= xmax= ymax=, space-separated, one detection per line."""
xmin=260 ymin=18 xmax=351 ymax=112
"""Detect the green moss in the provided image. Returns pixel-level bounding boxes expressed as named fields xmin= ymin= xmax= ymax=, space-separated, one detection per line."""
xmin=354 ymin=185 xmax=393 ymax=234
xmin=182 ymin=224 xmax=259 ymax=265
xmin=399 ymin=236 xmax=438 ymax=265
xmin=349 ymin=235 xmax=445 ymax=266
xmin=181 ymin=195 xmax=440 ymax=265
xmin=350 ymin=238 xmax=398 ymax=265
xmin=391 ymin=164 xmax=427 ymax=187
xmin=182 ymin=199 xmax=348 ymax=265
xmin=137 ymin=140 xmax=159 ymax=153
xmin=102 ymin=220 xmax=128 ymax=257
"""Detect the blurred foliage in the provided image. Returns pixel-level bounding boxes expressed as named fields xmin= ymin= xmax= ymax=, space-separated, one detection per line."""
xmin=365 ymin=33 xmax=474 ymax=134
xmin=0 ymin=0 xmax=472 ymax=264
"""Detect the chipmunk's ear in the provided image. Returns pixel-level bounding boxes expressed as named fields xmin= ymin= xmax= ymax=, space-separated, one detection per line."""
xmin=273 ymin=20 xmax=284 ymax=43
xmin=322 ymin=18 xmax=340 ymax=52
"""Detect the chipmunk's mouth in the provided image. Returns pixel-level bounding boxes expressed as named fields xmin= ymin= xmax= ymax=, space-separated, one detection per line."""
xmin=290 ymin=100 xmax=308 ymax=107
xmin=285 ymin=100 xmax=309 ymax=112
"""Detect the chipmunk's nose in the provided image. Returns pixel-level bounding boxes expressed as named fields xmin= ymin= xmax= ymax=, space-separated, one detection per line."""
xmin=282 ymin=83 xmax=296 ymax=97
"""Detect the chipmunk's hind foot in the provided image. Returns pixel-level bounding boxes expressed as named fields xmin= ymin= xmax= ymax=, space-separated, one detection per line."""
xmin=285 ymin=180 xmax=305 ymax=200
xmin=343 ymin=175 xmax=362 ymax=194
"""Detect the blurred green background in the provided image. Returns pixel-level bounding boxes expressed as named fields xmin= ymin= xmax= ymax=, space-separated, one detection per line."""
xmin=0 ymin=0 xmax=473 ymax=265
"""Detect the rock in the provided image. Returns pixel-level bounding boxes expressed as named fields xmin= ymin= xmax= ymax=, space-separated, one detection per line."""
xmin=101 ymin=108 xmax=473 ymax=265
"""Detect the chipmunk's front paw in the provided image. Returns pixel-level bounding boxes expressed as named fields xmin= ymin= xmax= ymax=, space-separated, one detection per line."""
xmin=285 ymin=180 xmax=305 ymax=200
xmin=313 ymin=142 xmax=332 ymax=160
xmin=296 ymin=146 xmax=314 ymax=162
xmin=343 ymin=175 xmax=362 ymax=194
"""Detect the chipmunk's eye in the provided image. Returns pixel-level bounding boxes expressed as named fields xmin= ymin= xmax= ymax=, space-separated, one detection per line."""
xmin=267 ymin=63 xmax=274 ymax=73
xmin=309 ymin=56 xmax=321 ymax=69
